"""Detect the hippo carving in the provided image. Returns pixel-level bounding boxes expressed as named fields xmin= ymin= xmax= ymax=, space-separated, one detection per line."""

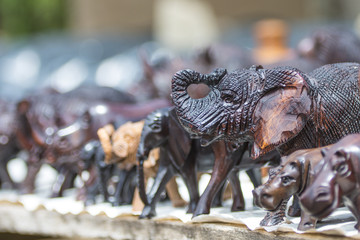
xmin=253 ymin=147 xmax=328 ymax=230
xmin=300 ymin=134 xmax=360 ymax=231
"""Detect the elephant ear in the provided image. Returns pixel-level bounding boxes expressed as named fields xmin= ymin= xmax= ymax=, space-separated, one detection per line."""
xmin=251 ymin=69 xmax=312 ymax=158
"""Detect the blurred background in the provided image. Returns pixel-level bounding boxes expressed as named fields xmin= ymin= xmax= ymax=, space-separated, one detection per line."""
xmin=0 ymin=0 xmax=360 ymax=100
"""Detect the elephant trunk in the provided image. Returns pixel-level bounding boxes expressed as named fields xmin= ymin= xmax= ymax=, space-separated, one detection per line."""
xmin=171 ymin=68 xmax=227 ymax=136
xmin=137 ymin=155 xmax=148 ymax=205
xmin=136 ymin=137 xmax=150 ymax=205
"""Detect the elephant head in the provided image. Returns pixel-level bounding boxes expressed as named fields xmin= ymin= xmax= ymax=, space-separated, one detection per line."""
xmin=171 ymin=66 xmax=312 ymax=158
xmin=137 ymin=107 xmax=171 ymax=205
xmin=98 ymin=121 xmax=144 ymax=169
xmin=46 ymin=111 xmax=92 ymax=162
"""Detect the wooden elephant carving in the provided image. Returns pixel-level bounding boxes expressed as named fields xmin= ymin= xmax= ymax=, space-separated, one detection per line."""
xmin=171 ymin=62 xmax=360 ymax=225
xmin=97 ymin=121 xmax=186 ymax=211
xmin=15 ymin=86 xmax=136 ymax=195
xmin=137 ymin=107 xmax=267 ymax=219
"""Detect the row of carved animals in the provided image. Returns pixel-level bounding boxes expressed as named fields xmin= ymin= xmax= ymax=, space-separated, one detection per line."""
xmin=0 ymin=26 xmax=360 ymax=232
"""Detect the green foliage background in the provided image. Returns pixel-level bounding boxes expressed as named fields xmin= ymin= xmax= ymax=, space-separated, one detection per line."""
xmin=0 ymin=0 xmax=67 ymax=38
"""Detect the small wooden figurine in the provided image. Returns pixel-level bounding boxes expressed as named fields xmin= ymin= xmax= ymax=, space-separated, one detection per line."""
xmin=300 ymin=134 xmax=360 ymax=231
xmin=171 ymin=62 xmax=360 ymax=225
xmin=253 ymin=146 xmax=329 ymax=230
xmin=97 ymin=121 xmax=187 ymax=211
xmin=137 ymin=107 xmax=266 ymax=219
xmin=253 ymin=19 xmax=294 ymax=65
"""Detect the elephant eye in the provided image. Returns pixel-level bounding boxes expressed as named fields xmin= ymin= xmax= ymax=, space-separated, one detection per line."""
xmin=224 ymin=96 xmax=233 ymax=103
xmin=59 ymin=138 xmax=69 ymax=148
xmin=281 ymin=176 xmax=294 ymax=185
xmin=334 ymin=162 xmax=349 ymax=176
xmin=149 ymin=122 xmax=162 ymax=132
xmin=221 ymin=90 xmax=237 ymax=104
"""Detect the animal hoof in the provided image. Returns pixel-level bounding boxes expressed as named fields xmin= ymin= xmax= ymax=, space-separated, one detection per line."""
xmin=288 ymin=205 xmax=301 ymax=217
xmin=186 ymin=201 xmax=198 ymax=214
xmin=355 ymin=222 xmax=360 ymax=231
xmin=231 ymin=204 xmax=245 ymax=212
xmin=192 ymin=207 xmax=210 ymax=218
xmin=211 ymin=199 xmax=222 ymax=208
xmin=139 ymin=205 xmax=156 ymax=219
xmin=298 ymin=222 xmax=315 ymax=231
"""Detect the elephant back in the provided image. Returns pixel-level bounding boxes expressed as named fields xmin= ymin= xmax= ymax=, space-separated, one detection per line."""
xmin=311 ymin=63 xmax=360 ymax=145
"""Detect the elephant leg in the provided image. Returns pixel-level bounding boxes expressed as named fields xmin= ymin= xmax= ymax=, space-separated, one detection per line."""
xmin=180 ymin=144 xmax=199 ymax=213
xmin=132 ymin=187 xmax=145 ymax=212
xmin=20 ymin=153 xmax=42 ymax=194
xmin=84 ymin=181 xmax=100 ymax=206
xmin=0 ymin=154 xmax=16 ymax=189
xmin=193 ymin=141 xmax=235 ymax=217
xmin=95 ymin=149 xmax=111 ymax=202
xmin=80 ymin=165 xmax=99 ymax=205
xmin=139 ymin=163 xmax=174 ymax=219
xmin=228 ymin=170 xmax=245 ymax=211
xmin=165 ymin=177 xmax=187 ymax=208
xmin=97 ymin=165 xmax=112 ymax=202
xmin=113 ymin=168 xmax=128 ymax=206
xmin=211 ymin=182 xmax=226 ymax=207
xmin=246 ymin=168 xmax=262 ymax=188
xmin=51 ymin=167 xmax=76 ymax=198
xmin=288 ymin=195 xmax=301 ymax=217
xmin=260 ymin=167 xmax=288 ymax=226
xmin=123 ymin=168 xmax=137 ymax=204
xmin=62 ymin=170 xmax=77 ymax=191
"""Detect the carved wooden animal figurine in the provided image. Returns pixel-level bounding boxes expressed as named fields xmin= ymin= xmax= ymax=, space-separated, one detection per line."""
xmin=253 ymin=19 xmax=294 ymax=65
xmin=253 ymin=147 xmax=328 ymax=230
xmin=171 ymin=62 xmax=360 ymax=225
xmin=300 ymin=134 xmax=360 ymax=231
xmin=43 ymin=98 xmax=170 ymax=197
xmin=141 ymin=43 xmax=253 ymax=101
xmin=78 ymin=140 xmax=137 ymax=205
xmin=16 ymin=86 xmax=137 ymax=195
xmin=137 ymin=107 xmax=266 ymax=219
xmin=97 ymin=121 xmax=187 ymax=211
xmin=297 ymin=27 xmax=360 ymax=65
xmin=267 ymin=26 xmax=360 ymax=72
xmin=0 ymin=99 xmax=19 ymax=189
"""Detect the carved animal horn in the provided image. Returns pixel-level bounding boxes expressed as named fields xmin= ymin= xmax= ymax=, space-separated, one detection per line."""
xmin=97 ymin=124 xmax=115 ymax=164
